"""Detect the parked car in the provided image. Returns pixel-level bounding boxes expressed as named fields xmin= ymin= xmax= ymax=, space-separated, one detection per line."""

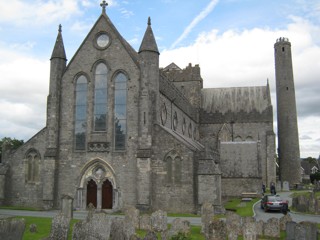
xmin=260 ymin=195 xmax=288 ymax=212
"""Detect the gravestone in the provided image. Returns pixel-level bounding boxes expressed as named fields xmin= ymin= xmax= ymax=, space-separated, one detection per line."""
xmin=150 ymin=210 xmax=167 ymax=232
xmin=168 ymin=218 xmax=190 ymax=238
xmin=143 ymin=231 xmax=158 ymax=240
xmin=285 ymin=221 xmax=297 ymax=240
xmin=207 ymin=219 xmax=227 ymax=240
xmin=49 ymin=213 xmax=71 ymax=240
xmin=0 ymin=218 xmax=25 ymax=240
xmin=263 ymin=218 xmax=279 ymax=238
xmin=72 ymin=212 xmax=111 ymax=240
xmin=201 ymin=202 xmax=214 ymax=235
xmin=109 ymin=217 xmax=135 ymax=240
xmin=282 ymin=181 xmax=290 ymax=191
xmin=139 ymin=214 xmax=151 ymax=230
xmin=295 ymin=221 xmax=318 ymax=240
xmin=124 ymin=206 xmax=140 ymax=229
xmin=242 ymin=222 xmax=257 ymax=240
xmin=226 ymin=211 xmax=242 ymax=236
xmin=255 ymin=220 xmax=264 ymax=236
xmin=279 ymin=213 xmax=292 ymax=231
xmin=61 ymin=195 xmax=73 ymax=218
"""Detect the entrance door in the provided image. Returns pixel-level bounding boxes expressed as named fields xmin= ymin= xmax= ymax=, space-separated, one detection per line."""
xmin=102 ymin=179 xmax=113 ymax=209
xmin=86 ymin=179 xmax=97 ymax=208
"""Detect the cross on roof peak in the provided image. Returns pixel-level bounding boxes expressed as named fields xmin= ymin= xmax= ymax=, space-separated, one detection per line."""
xmin=100 ymin=0 xmax=108 ymax=14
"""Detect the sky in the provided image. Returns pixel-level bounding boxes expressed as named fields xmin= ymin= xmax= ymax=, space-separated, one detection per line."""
xmin=0 ymin=0 xmax=319 ymax=158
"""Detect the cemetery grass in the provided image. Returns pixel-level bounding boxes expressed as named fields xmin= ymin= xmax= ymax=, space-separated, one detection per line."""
xmin=224 ymin=197 xmax=260 ymax=217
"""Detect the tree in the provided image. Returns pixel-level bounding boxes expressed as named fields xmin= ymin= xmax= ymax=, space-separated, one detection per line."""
xmin=0 ymin=137 xmax=24 ymax=162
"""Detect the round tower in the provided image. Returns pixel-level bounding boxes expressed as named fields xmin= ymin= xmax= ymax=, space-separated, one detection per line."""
xmin=274 ymin=37 xmax=301 ymax=185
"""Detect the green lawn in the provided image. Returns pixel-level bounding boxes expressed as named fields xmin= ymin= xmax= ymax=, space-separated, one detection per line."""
xmin=224 ymin=198 xmax=260 ymax=217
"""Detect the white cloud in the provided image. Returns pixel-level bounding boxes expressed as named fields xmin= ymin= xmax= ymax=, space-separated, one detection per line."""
xmin=0 ymin=0 xmax=81 ymax=26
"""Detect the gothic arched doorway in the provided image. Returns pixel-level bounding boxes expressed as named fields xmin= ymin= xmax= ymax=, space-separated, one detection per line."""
xmin=86 ymin=179 xmax=97 ymax=208
xmin=102 ymin=179 xmax=113 ymax=209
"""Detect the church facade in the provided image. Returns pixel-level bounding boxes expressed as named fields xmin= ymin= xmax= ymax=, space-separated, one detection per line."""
xmin=0 ymin=5 xmax=277 ymax=213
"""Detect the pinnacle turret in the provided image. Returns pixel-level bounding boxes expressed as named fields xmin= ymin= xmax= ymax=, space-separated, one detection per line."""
xmin=51 ymin=24 xmax=67 ymax=60
xmin=139 ymin=17 xmax=159 ymax=54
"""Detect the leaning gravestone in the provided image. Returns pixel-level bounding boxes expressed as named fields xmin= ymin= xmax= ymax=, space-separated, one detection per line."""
xmin=285 ymin=221 xmax=297 ymax=240
xmin=150 ymin=210 xmax=167 ymax=232
xmin=49 ymin=213 xmax=71 ymax=240
xmin=226 ymin=211 xmax=242 ymax=236
xmin=72 ymin=212 xmax=111 ymax=240
xmin=0 ymin=218 xmax=25 ymax=240
xmin=279 ymin=213 xmax=292 ymax=231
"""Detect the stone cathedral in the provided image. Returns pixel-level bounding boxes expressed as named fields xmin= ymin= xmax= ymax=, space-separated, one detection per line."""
xmin=0 ymin=4 xmax=280 ymax=213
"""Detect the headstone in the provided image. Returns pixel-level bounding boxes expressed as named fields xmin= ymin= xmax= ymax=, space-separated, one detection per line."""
xmin=279 ymin=214 xmax=292 ymax=231
xmin=255 ymin=220 xmax=264 ymax=236
xmin=29 ymin=223 xmax=37 ymax=233
xmin=86 ymin=202 xmax=96 ymax=221
xmin=139 ymin=214 xmax=151 ymax=230
xmin=282 ymin=181 xmax=290 ymax=191
xmin=125 ymin=206 xmax=140 ymax=229
xmin=263 ymin=218 xmax=279 ymax=238
xmin=285 ymin=221 xmax=297 ymax=240
xmin=0 ymin=218 xmax=25 ymax=240
xmin=243 ymin=222 xmax=257 ymax=240
xmin=61 ymin=195 xmax=73 ymax=218
xmin=72 ymin=212 xmax=111 ymax=240
xmin=201 ymin=202 xmax=214 ymax=235
xmin=49 ymin=213 xmax=71 ymax=240
xmin=226 ymin=211 xmax=242 ymax=236
xmin=168 ymin=218 xmax=190 ymax=238
xmin=207 ymin=219 xmax=227 ymax=240
xmin=295 ymin=221 xmax=318 ymax=240
xmin=109 ymin=217 xmax=135 ymax=240
xmin=143 ymin=231 xmax=158 ymax=240
xmin=150 ymin=210 xmax=167 ymax=232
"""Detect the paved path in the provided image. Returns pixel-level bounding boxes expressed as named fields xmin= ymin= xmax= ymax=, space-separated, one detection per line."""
xmin=1 ymin=192 xmax=319 ymax=226
xmin=0 ymin=209 xmax=202 ymax=226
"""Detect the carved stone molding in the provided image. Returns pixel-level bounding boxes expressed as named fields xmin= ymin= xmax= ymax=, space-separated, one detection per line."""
xmin=88 ymin=142 xmax=110 ymax=152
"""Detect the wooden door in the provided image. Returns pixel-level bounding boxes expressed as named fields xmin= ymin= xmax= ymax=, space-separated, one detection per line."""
xmin=102 ymin=179 xmax=113 ymax=209
xmin=86 ymin=179 xmax=97 ymax=208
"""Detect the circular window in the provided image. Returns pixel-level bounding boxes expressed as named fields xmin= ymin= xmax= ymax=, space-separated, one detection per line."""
xmin=96 ymin=33 xmax=110 ymax=48
xmin=173 ymin=112 xmax=178 ymax=131
xmin=161 ymin=103 xmax=167 ymax=126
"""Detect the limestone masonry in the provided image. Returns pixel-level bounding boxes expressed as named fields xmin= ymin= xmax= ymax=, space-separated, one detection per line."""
xmin=0 ymin=4 xmax=300 ymax=212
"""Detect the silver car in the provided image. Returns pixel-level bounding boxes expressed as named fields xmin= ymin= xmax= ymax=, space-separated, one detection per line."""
xmin=261 ymin=195 xmax=287 ymax=212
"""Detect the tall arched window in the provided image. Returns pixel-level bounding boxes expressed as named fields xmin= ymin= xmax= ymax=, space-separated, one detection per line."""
xmin=25 ymin=149 xmax=40 ymax=183
xmin=114 ymin=72 xmax=127 ymax=150
xmin=75 ymin=75 xmax=88 ymax=150
xmin=94 ymin=63 xmax=108 ymax=131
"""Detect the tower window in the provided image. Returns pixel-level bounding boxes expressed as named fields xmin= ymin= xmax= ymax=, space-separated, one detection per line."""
xmin=282 ymin=47 xmax=285 ymax=52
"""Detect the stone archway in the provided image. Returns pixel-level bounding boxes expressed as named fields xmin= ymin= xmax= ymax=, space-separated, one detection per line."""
xmin=76 ymin=159 xmax=118 ymax=211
